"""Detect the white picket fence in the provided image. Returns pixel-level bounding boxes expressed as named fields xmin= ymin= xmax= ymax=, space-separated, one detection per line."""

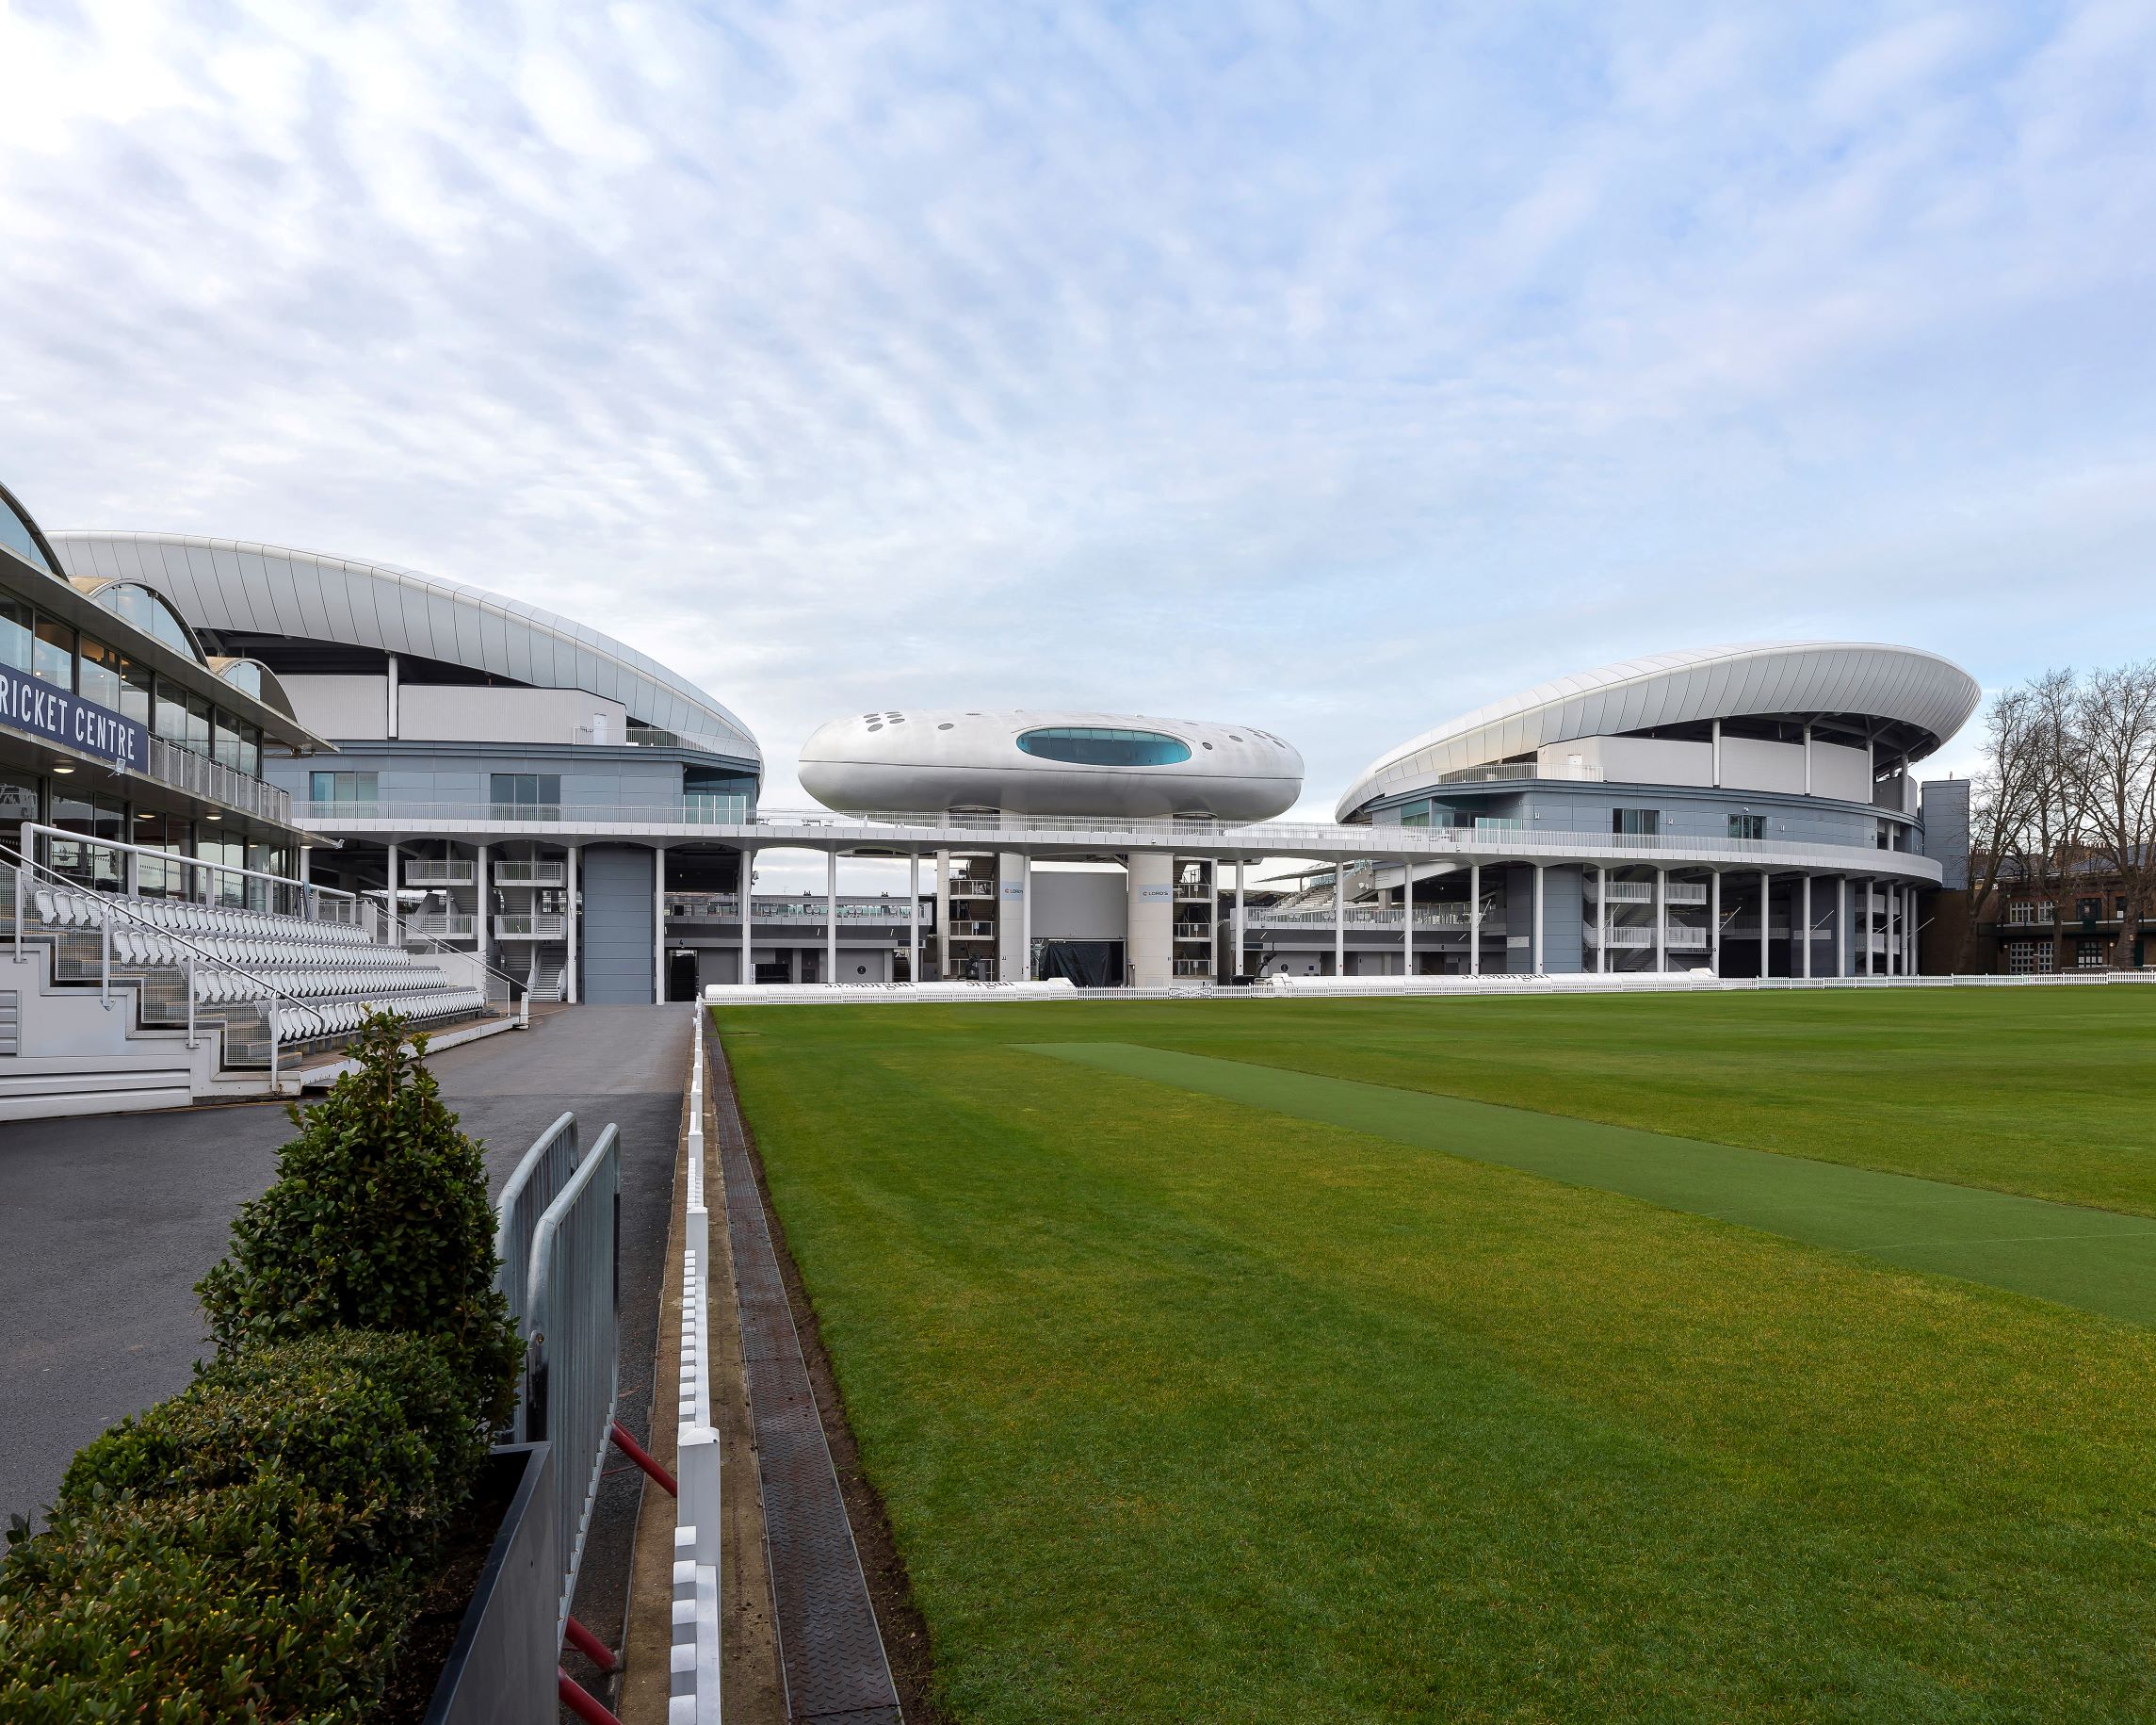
xmin=672 ymin=1010 xmax=721 ymax=1724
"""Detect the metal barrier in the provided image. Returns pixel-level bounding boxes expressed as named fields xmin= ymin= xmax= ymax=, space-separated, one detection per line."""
xmin=495 ymin=1111 xmax=581 ymax=1442
xmin=673 ymin=1009 xmax=721 ymax=1724
xmin=524 ymin=1121 xmax=623 ymax=1642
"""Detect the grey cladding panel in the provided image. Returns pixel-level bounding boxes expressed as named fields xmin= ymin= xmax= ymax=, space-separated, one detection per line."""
xmin=579 ymin=844 xmax=654 ymax=1003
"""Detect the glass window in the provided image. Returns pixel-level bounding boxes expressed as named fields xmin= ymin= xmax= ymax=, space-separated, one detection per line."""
xmin=92 ymin=583 xmax=199 ymax=659
xmin=1727 ymin=814 xmax=1764 ymax=840
xmin=48 ymin=790 xmax=125 ymax=890
xmin=236 ymin=722 xmax=261 ymax=779
xmin=309 ymin=771 xmax=379 ymax=808
xmin=1612 ymin=807 xmax=1660 ymax=837
xmin=154 ymin=675 xmax=189 ymax=747
xmin=0 ymin=495 xmax=52 ymax=574
xmin=32 ymin=616 xmax=74 ymax=689
xmin=118 ymin=657 xmax=152 ymax=727
xmin=78 ymin=636 xmax=122 ymax=711
xmin=212 ymin=708 xmax=243 ymax=773
xmin=132 ymin=812 xmax=191 ymax=899
xmin=490 ymin=773 xmax=560 ymax=817
xmin=1015 ymin=726 xmax=1192 ymax=767
xmin=185 ymin=691 xmax=212 ymax=757
xmin=0 ymin=597 xmax=30 ymax=673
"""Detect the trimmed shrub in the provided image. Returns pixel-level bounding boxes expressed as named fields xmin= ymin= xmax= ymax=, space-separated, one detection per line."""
xmin=0 ymin=1474 xmax=389 ymax=1723
xmin=197 ymin=1010 xmax=521 ymax=1429
xmin=57 ymin=1329 xmax=488 ymax=1569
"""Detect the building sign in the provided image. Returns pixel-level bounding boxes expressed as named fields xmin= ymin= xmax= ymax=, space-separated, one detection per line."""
xmin=1139 ymin=884 xmax=1174 ymax=903
xmin=0 ymin=664 xmax=147 ymax=771
xmin=1000 ymin=880 xmax=1025 ymax=900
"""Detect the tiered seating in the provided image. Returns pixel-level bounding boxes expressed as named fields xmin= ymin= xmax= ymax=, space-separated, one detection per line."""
xmin=27 ymin=885 xmax=489 ymax=1045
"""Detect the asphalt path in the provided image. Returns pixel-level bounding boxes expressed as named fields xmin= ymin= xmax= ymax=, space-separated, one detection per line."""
xmin=0 ymin=1004 xmax=691 ymax=1546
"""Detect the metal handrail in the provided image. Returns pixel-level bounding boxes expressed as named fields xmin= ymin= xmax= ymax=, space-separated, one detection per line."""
xmin=524 ymin=1120 xmax=621 ymax=1642
xmin=20 ymin=821 xmax=357 ymax=916
xmin=494 ymin=1109 xmax=580 ymax=1442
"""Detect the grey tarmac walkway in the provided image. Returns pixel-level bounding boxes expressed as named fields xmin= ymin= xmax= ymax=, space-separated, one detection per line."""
xmin=0 ymin=1003 xmax=692 ymax=1565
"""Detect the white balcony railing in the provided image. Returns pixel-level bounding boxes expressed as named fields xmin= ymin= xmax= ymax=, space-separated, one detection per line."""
xmin=494 ymin=913 xmax=567 ymax=939
xmin=408 ymin=912 xmax=476 ymax=938
xmin=494 ymin=860 xmax=566 ymax=886
xmin=143 ymin=735 xmax=294 ymax=826
xmin=404 ymin=859 xmax=475 ymax=887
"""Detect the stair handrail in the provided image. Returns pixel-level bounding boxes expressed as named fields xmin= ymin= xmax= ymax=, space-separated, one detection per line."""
xmin=390 ymin=912 xmax=532 ymax=1027
xmin=1 ymin=843 xmax=444 ymax=1088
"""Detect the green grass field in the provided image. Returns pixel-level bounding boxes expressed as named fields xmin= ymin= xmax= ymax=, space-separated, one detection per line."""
xmin=716 ymin=991 xmax=2156 ymax=1723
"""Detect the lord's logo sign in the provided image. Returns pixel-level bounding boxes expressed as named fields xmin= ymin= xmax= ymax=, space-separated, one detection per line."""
xmin=0 ymin=662 xmax=147 ymax=771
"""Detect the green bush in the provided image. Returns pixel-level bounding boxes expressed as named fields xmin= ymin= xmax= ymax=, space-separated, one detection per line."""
xmin=197 ymin=1010 xmax=521 ymax=1429
xmin=0 ymin=1474 xmax=389 ymax=1723
xmin=57 ymin=1330 xmax=487 ymax=1569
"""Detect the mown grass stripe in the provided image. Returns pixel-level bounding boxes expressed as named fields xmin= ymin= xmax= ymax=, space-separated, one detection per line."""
xmin=1021 ymin=1040 xmax=2156 ymax=1327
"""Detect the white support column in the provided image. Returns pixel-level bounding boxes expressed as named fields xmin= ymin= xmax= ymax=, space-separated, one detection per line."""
xmin=1599 ymin=865 xmax=1611 ymax=974
xmin=1234 ymin=858 xmax=1247 ymax=982
xmin=1711 ymin=718 xmax=1723 ymax=788
xmin=1803 ymin=722 xmax=1813 ymax=795
xmin=652 ymin=844 xmax=666 ymax=1004
xmin=1532 ymin=864 xmax=1545 ymax=974
xmin=1858 ymin=878 xmax=1871 ymax=976
xmin=566 ymin=843 xmax=580 ymax=1002
xmin=1909 ymin=885 xmax=1920 ymax=974
xmin=476 ymin=841 xmax=491 ymax=969
xmin=1334 ymin=860 xmax=1346 ymax=977
xmin=908 ymin=852 xmax=920 ymax=984
xmin=935 ymin=849 xmax=950 ymax=981
xmin=1653 ymin=866 xmax=1666 ymax=972
xmin=1836 ymin=875 xmax=1847 ymax=977
xmin=734 ymin=848 xmax=751 ymax=989
xmin=1759 ymin=870 xmax=1771 ymax=978
xmin=825 ymin=850 xmax=839 ymax=986
xmin=1469 ymin=862 xmax=1482 ymax=978
xmin=385 ymin=840 xmax=399 ymax=944
xmin=1020 ymin=851 xmax=1032 ymax=982
xmin=1710 ymin=870 xmax=1721 ymax=975
xmin=1402 ymin=859 xmax=1414 ymax=979
xmin=1800 ymin=873 xmax=1812 ymax=979
xmin=385 ymin=653 xmax=399 ymax=739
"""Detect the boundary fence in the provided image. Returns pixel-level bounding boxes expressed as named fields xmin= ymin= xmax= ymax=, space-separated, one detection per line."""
xmin=705 ymin=969 xmax=2156 ymax=1007
xmin=672 ymin=1011 xmax=721 ymax=1723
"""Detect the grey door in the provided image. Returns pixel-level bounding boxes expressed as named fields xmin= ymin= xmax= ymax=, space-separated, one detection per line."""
xmin=580 ymin=845 xmax=655 ymax=1003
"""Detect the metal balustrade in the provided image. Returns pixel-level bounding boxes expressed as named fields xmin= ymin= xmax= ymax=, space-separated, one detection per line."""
xmin=523 ymin=1120 xmax=622 ymax=1643
xmin=494 ymin=1112 xmax=580 ymax=1443
xmin=143 ymin=735 xmax=293 ymax=824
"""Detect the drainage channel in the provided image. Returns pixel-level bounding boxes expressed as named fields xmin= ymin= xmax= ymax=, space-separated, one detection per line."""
xmin=706 ymin=1028 xmax=904 ymax=1725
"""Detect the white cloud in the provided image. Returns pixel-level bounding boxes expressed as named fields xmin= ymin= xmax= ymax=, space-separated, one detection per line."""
xmin=0 ymin=0 xmax=2149 ymax=832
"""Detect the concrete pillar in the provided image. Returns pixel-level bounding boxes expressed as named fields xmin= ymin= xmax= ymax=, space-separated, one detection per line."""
xmin=566 ymin=843 xmax=580 ymax=1001
xmin=1402 ymin=860 xmax=1414 ymax=979
xmin=476 ymin=841 xmax=490 ymax=968
xmin=1710 ymin=870 xmax=1721 ymax=975
xmin=826 ymin=850 xmax=839 ymax=986
xmin=1909 ymin=886 xmax=1920 ymax=974
xmin=1021 ymin=851 xmax=1032 ymax=982
xmin=1469 ymin=862 xmax=1482 ymax=978
xmin=1759 ymin=870 xmax=1771 ymax=978
xmin=385 ymin=840 xmax=399 ymax=944
xmin=908 ymin=852 xmax=920 ymax=984
xmin=654 ymin=843 xmax=667 ymax=1004
xmin=935 ymin=849 xmax=950 ymax=980
xmin=1801 ymin=873 xmax=1812 ymax=979
xmin=1234 ymin=857 xmax=1246 ymax=982
xmin=1532 ymin=864 xmax=1546 ymax=973
xmin=1803 ymin=723 xmax=1813 ymax=796
xmin=1333 ymin=860 xmax=1345 ymax=978
xmin=997 ymin=850 xmax=1027 ymax=981
xmin=1127 ymin=851 xmax=1174 ymax=987
xmin=1599 ymin=864 xmax=1611 ymax=974
xmin=1653 ymin=866 xmax=1666 ymax=971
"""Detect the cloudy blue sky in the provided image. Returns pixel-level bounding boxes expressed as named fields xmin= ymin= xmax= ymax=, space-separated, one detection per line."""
xmin=2 ymin=1 xmax=2153 ymax=837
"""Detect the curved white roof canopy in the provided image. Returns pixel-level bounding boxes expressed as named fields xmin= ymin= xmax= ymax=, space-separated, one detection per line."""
xmin=47 ymin=532 xmax=760 ymax=767
xmin=801 ymin=708 xmax=1305 ymax=822
xmin=1337 ymin=642 xmax=1981 ymax=822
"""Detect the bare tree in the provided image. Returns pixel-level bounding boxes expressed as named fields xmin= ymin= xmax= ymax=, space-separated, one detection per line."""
xmin=2076 ymin=659 xmax=2156 ymax=968
xmin=2019 ymin=668 xmax=2093 ymax=974
xmin=1955 ymin=684 xmax=2043 ymax=973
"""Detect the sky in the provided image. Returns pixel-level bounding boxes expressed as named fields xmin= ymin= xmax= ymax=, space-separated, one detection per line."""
xmin=2 ymin=0 xmax=2153 ymax=881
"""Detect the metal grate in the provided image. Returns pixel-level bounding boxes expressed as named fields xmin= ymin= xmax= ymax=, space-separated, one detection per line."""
xmin=708 ymin=1032 xmax=902 ymax=1724
xmin=0 ymin=989 xmax=16 ymax=1054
